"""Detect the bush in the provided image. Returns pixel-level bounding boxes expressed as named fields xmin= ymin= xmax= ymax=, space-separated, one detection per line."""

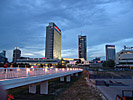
xmin=102 ymin=59 xmax=115 ymax=67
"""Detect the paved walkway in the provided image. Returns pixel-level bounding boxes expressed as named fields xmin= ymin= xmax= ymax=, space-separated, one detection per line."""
xmin=97 ymin=86 xmax=133 ymax=100
xmin=85 ymin=77 xmax=107 ymax=100
xmin=95 ymin=79 xmax=133 ymax=100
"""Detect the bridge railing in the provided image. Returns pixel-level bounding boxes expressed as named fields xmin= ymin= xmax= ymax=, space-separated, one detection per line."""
xmin=0 ymin=68 xmax=83 ymax=80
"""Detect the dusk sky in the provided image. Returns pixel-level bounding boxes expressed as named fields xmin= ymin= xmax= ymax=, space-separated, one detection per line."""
xmin=0 ymin=0 xmax=133 ymax=61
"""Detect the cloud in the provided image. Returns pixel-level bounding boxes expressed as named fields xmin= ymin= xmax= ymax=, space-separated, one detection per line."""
xmin=0 ymin=0 xmax=133 ymax=62
xmin=6 ymin=45 xmax=45 ymax=61
xmin=87 ymin=38 xmax=133 ymax=60
xmin=62 ymin=49 xmax=78 ymax=58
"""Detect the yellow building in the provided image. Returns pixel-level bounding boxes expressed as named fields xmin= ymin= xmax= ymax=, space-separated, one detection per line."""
xmin=45 ymin=22 xmax=61 ymax=59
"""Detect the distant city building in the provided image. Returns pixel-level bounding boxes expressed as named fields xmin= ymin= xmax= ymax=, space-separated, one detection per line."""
xmin=62 ymin=58 xmax=74 ymax=61
xmin=105 ymin=45 xmax=115 ymax=61
xmin=78 ymin=35 xmax=87 ymax=60
xmin=0 ymin=50 xmax=8 ymax=63
xmin=62 ymin=58 xmax=88 ymax=65
xmin=20 ymin=57 xmax=30 ymax=59
xmin=16 ymin=58 xmax=59 ymax=66
xmin=45 ymin=22 xmax=61 ymax=59
xmin=13 ymin=47 xmax=21 ymax=63
xmin=2 ymin=50 xmax=6 ymax=57
xmin=116 ymin=46 xmax=133 ymax=67
xmin=90 ymin=57 xmax=103 ymax=67
xmin=92 ymin=57 xmax=101 ymax=63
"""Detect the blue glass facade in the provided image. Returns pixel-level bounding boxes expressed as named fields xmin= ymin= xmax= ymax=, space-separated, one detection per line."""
xmin=106 ymin=45 xmax=115 ymax=61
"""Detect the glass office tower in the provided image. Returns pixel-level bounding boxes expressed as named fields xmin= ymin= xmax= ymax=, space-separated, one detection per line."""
xmin=78 ymin=35 xmax=87 ymax=60
xmin=106 ymin=45 xmax=115 ymax=61
xmin=13 ymin=47 xmax=21 ymax=63
xmin=45 ymin=22 xmax=61 ymax=59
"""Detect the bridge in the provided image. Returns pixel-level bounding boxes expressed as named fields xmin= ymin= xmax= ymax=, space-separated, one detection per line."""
xmin=0 ymin=68 xmax=83 ymax=94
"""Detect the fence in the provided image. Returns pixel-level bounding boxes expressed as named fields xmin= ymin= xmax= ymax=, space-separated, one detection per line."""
xmin=0 ymin=68 xmax=82 ymax=80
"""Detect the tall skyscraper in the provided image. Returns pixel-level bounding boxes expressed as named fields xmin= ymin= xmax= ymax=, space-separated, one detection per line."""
xmin=78 ymin=35 xmax=87 ymax=60
xmin=13 ymin=47 xmax=21 ymax=63
xmin=105 ymin=45 xmax=115 ymax=61
xmin=45 ymin=22 xmax=61 ymax=59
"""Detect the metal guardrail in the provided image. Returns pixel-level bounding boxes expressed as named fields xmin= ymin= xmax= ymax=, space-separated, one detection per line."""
xmin=0 ymin=68 xmax=83 ymax=80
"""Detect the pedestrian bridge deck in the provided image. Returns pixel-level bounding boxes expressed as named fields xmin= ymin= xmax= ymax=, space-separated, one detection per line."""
xmin=0 ymin=68 xmax=83 ymax=90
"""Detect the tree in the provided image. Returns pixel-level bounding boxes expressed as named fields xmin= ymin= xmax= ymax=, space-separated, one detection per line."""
xmin=48 ymin=63 xmax=52 ymax=67
xmin=102 ymin=61 xmax=107 ymax=67
xmin=102 ymin=59 xmax=115 ymax=67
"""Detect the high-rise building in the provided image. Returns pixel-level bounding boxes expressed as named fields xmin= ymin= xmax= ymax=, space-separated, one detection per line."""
xmin=105 ymin=45 xmax=115 ymax=61
xmin=3 ymin=50 xmax=6 ymax=57
xmin=13 ymin=47 xmax=21 ymax=63
xmin=78 ymin=35 xmax=87 ymax=60
xmin=0 ymin=50 xmax=7 ymax=63
xmin=45 ymin=22 xmax=61 ymax=59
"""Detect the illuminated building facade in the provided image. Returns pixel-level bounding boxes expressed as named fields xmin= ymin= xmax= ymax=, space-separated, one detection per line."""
xmin=106 ymin=45 xmax=115 ymax=61
xmin=16 ymin=58 xmax=59 ymax=66
xmin=116 ymin=46 xmax=133 ymax=67
xmin=45 ymin=22 xmax=61 ymax=59
xmin=78 ymin=35 xmax=87 ymax=60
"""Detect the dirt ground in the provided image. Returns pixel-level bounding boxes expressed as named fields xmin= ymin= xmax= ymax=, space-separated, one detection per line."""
xmin=56 ymin=71 xmax=104 ymax=100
